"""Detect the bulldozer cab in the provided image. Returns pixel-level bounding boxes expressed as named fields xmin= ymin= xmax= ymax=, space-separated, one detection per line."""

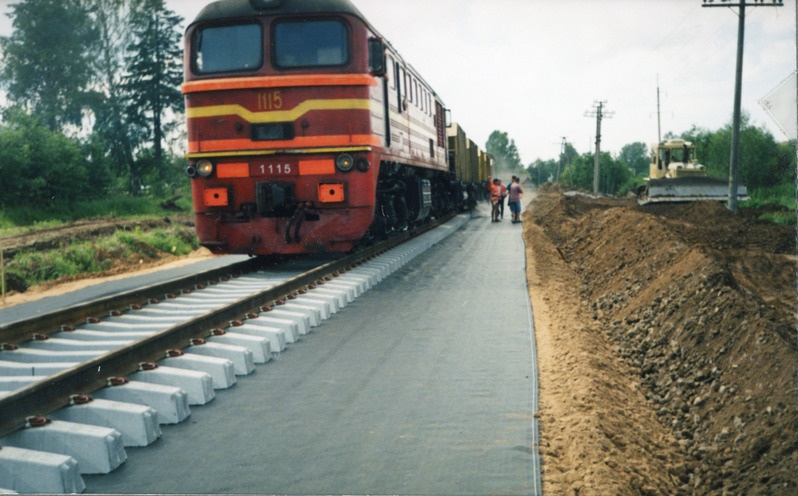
xmin=650 ymin=139 xmax=696 ymax=179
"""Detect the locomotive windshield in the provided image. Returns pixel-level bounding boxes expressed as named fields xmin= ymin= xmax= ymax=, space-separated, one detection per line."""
xmin=273 ymin=20 xmax=349 ymax=68
xmin=193 ymin=23 xmax=262 ymax=74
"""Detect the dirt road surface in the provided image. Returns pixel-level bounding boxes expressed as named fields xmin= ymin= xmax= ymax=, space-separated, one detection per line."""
xmin=2 ymin=191 xmax=796 ymax=494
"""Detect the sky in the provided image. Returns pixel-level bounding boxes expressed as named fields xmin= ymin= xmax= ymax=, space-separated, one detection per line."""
xmin=0 ymin=0 xmax=795 ymax=164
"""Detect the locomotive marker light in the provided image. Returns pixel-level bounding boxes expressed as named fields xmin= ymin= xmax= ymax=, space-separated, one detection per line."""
xmin=335 ymin=154 xmax=355 ymax=172
xmin=197 ymin=160 xmax=215 ymax=178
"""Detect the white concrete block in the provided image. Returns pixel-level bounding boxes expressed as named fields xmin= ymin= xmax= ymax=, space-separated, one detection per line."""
xmin=127 ymin=306 xmax=197 ymax=317
xmin=82 ymin=321 xmax=164 ymax=333
xmin=322 ymin=281 xmax=358 ymax=301
xmin=161 ymin=354 xmax=236 ymax=389
xmin=245 ymin=316 xmax=299 ymax=343
xmin=25 ymin=338 xmax=128 ymax=351
xmin=107 ymin=314 xmax=187 ymax=325
xmin=187 ymin=341 xmax=255 ymax=375
xmin=53 ymin=329 xmax=153 ymax=341
xmin=0 ymin=360 xmax=76 ymax=377
xmin=337 ymin=274 xmax=372 ymax=292
xmin=131 ymin=366 xmax=215 ymax=405
xmin=1 ymin=419 xmax=126 ymax=474
xmin=311 ymin=288 xmax=348 ymax=309
xmin=209 ymin=332 xmax=271 ymax=363
xmin=0 ymin=348 xmax=105 ymax=363
xmin=289 ymin=297 xmax=331 ymax=320
xmin=0 ymin=377 xmax=39 ymax=391
xmin=297 ymin=295 xmax=337 ymax=316
xmin=49 ymin=398 xmax=161 ymax=447
xmin=349 ymin=264 xmax=388 ymax=280
xmin=264 ymin=308 xmax=310 ymax=335
xmin=227 ymin=323 xmax=286 ymax=353
xmin=0 ymin=445 xmax=85 ymax=493
xmin=280 ymin=302 xmax=322 ymax=327
xmin=93 ymin=380 xmax=190 ymax=424
xmin=149 ymin=301 xmax=217 ymax=313
xmin=173 ymin=293 xmax=239 ymax=304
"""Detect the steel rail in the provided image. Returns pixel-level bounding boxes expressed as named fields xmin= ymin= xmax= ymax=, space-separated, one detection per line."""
xmin=0 ymin=258 xmax=262 ymax=345
xmin=0 ymin=215 xmax=450 ymax=438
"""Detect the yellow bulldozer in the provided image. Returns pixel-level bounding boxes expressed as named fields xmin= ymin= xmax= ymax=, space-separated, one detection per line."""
xmin=636 ymin=138 xmax=749 ymax=205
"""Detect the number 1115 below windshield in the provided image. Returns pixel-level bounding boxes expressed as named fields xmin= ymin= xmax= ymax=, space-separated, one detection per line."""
xmin=192 ymin=19 xmax=349 ymax=75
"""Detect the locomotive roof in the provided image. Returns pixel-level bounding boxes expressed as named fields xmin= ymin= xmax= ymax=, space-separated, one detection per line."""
xmin=192 ymin=0 xmax=368 ymax=25
xmin=189 ymin=0 xmax=444 ymax=105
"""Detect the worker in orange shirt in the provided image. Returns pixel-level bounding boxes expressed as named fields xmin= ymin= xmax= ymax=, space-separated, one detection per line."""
xmin=489 ymin=178 xmax=506 ymax=222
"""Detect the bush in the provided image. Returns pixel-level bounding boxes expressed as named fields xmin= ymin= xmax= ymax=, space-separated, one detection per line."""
xmin=0 ymin=109 xmax=95 ymax=208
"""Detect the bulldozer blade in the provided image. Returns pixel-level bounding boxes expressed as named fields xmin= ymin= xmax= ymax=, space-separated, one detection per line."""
xmin=639 ymin=177 xmax=749 ymax=205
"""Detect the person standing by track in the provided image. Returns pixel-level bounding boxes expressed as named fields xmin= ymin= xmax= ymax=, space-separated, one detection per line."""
xmin=507 ymin=176 xmax=524 ymax=223
xmin=489 ymin=178 xmax=506 ymax=222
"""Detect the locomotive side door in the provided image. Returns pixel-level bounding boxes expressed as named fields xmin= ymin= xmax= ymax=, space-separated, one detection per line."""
xmin=369 ymin=37 xmax=391 ymax=148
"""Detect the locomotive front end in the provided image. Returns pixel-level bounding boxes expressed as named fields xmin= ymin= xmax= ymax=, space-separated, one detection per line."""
xmin=183 ymin=1 xmax=382 ymax=255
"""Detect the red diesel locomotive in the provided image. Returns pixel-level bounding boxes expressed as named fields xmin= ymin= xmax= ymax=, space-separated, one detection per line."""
xmin=184 ymin=0 xmax=487 ymax=256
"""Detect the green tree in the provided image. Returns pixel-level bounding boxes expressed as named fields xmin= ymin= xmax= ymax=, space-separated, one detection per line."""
xmin=619 ymin=142 xmax=649 ymax=176
xmin=0 ymin=0 xmax=99 ymax=132
xmin=123 ymin=0 xmax=184 ymax=194
xmin=0 ymin=108 xmax=92 ymax=207
xmin=676 ymin=114 xmax=795 ymax=189
xmin=486 ymin=130 xmax=523 ymax=175
xmin=558 ymin=141 xmax=579 ymax=184
xmin=90 ymin=0 xmax=139 ymax=191
xmin=528 ymin=158 xmax=557 ymax=185
xmin=560 ymin=151 xmax=632 ymax=196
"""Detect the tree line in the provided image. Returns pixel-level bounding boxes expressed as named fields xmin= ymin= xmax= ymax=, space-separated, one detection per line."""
xmin=0 ymin=0 xmax=184 ymax=208
xmin=489 ymin=115 xmax=796 ymax=198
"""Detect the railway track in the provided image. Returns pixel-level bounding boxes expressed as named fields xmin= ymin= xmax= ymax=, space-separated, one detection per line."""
xmin=0 ymin=212 xmax=470 ymax=493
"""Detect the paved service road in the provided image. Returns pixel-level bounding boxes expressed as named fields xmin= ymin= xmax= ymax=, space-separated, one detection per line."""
xmin=86 ymin=205 xmax=541 ymax=495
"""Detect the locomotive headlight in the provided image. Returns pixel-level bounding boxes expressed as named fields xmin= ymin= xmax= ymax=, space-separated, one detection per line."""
xmin=335 ymin=154 xmax=354 ymax=172
xmin=197 ymin=159 xmax=215 ymax=178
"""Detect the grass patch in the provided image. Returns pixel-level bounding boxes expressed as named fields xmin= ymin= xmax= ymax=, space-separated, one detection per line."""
xmin=746 ymin=182 xmax=796 ymax=209
xmin=5 ymin=226 xmax=200 ymax=289
xmin=9 ymin=242 xmax=114 ymax=287
xmin=756 ymin=211 xmax=796 ymax=225
xmin=742 ymin=182 xmax=796 ymax=226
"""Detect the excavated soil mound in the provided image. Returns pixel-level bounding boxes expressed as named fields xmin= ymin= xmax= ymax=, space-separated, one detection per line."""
xmin=524 ymin=188 xmax=797 ymax=495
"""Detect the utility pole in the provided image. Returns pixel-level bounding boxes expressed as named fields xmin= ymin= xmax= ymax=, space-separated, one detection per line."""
xmin=702 ymin=0 xmax=784 ymax=213
xmin=584 ymin=101 xmax=613 ymax=194
xmin=554 ymin=137 xmax=567 ymax=183
xmin=656 ymin=75 xmax=662 ymax=144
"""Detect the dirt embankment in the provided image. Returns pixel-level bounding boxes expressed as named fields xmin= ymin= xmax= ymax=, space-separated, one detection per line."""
xmin=524 ymin=188 xmax=797 ymax=495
